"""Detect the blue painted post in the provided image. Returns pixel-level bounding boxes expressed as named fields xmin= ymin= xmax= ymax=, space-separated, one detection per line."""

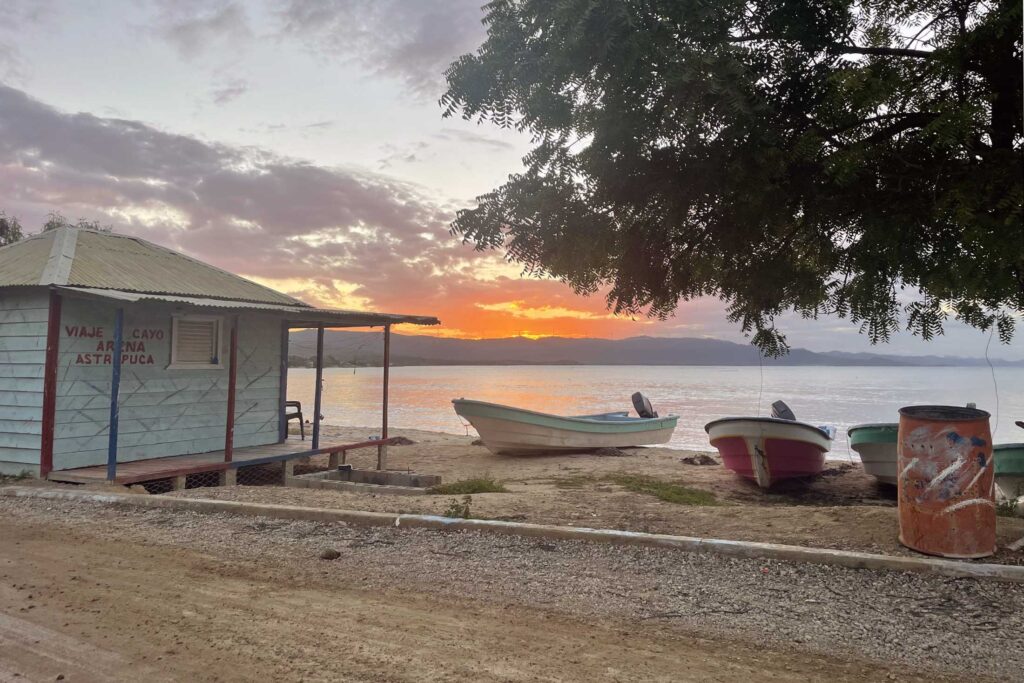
xmin=312 ymin=325 xmax=324 ymax=449
xmin=106 ymin=308 xmax=124 ymax=482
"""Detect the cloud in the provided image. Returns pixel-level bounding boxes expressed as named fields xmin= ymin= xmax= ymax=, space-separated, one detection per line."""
xmin=149 ymin=2 xmax=252 ymax=60
xmin=475 ymin=301 xmax=624 ymax=321
xmin=240 ymin=120 xmax=337 ymax=137
xmin=0 ymin=0 xmax=55 ymax=84
xmin=0 ymin=82 xmax=568 ymax=335
xmin=378 ymin=141 xmax=429 ymax=169
xmin=0 ymin=81 xmax=705 ymax=342
xmin=0 ymin=43 xmax=23 ymax=83
xmin=434 ymin=128 xmax=514 ymax=151
xmin=302 ymin=120 xmax=335 ymax=131
xmin=0 ymin=83 xmax=439 ymax=284
xmin=0 ymin=0 xmax=53 ymax=27
xmin=276 ymin=0 xmax=487 ymax=96
xmin=209 ymin=77 xmax=249 ymax=105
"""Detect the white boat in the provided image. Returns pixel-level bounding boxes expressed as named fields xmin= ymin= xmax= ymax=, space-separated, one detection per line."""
xmin=452 ymin=396 xmax=678 ymax=455
xmin=847 ymin=423 xmax=899 ymax=486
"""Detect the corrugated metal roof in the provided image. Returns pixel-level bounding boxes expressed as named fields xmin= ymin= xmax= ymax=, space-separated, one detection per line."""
xmin=0 ymin=228 xmax=306 ymax=306
xmin=56 ymin=287 xmax=440 ymax=327
xmin=0 ymin=230 xmax=53 ymax=285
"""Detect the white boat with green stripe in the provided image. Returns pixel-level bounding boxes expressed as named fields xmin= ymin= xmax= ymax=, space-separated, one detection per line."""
xmin=452 ymin=398 xmax=679 ymax=455
xmin=847 ymin=423 xmax=899 ymax=485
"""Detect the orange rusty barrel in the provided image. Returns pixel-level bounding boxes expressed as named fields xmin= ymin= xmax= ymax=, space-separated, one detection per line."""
xmin=897 ymin=405 xmax=995 ymax=558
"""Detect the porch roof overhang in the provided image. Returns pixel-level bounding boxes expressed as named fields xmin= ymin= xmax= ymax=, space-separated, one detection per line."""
xmin=53 ymin=286 xmax=440 ymax=328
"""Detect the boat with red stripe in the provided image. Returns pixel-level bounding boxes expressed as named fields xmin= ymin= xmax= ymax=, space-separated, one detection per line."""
xmin=704 ymin=401 xmax=833 ymax=488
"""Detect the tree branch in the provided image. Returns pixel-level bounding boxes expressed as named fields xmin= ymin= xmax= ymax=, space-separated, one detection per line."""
xmin=830 ymin=44 xmax=936 ymax=59
xmin=728 ymin=34 xmax=939 ymax=61
xmin=823 ymin=112 xmax=935 ymax=137
xmin=727 ymin=33 xmax=779 ymax=42
xmin=836 ymin=113 xmax=939 ymax=149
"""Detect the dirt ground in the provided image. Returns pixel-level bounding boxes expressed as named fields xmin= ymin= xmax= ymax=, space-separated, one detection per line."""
xmin=168 ymin=424 xmax=1024 ymax=563
xmin=0 ymin=501 xmax=987 ymax=683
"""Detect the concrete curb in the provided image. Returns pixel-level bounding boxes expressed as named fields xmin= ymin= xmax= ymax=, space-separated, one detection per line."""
xmin=3 ymin=485 xmax=1023 ymax=583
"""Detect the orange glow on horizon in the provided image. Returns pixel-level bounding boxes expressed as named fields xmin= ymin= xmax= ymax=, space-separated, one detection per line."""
xmin=244 ymin=273 xmax=679 ymax=341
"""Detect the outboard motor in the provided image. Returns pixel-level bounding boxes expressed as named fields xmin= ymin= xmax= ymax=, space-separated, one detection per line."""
xmin=632 ymin=392 xmax=658 ymax=418
xmin=770 ymin=400 xmax=796 ymax=421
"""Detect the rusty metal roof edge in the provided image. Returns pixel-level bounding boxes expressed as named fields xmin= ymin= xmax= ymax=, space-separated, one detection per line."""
xmin=54 ymin=286 xmax=440 ymax=326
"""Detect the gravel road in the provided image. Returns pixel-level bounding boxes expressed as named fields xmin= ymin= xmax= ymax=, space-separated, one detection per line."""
xmin=1 ymin=495 xmax=1021 ymax=682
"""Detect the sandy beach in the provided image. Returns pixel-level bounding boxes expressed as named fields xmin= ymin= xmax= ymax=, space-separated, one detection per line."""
xmin=2 ymin=494 xmax=1021 ymax=682
xmin=4 ymin=424 xmax=1023 ymax=681
xmin=163 ymin=424 xmax=1024 ymax=564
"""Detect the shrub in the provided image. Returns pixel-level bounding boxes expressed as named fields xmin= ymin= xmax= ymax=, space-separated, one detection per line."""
xmin=429 ymin=477 xmax=507 ymax=495
xmin=607 ymin=474 xmax=718 ymax=506
xmin=442 ymin=495 xmax=473 ymax=519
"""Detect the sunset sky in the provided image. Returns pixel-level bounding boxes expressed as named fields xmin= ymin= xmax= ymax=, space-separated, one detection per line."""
xmin=0 ymin=1 xmax=1018 ymax=358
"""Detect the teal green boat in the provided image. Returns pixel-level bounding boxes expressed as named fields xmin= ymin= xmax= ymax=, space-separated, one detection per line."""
xmin=995 ymin=443 xmax=1024 ymax=500
xmin=847 ymin=423 xmax=899 ymax=485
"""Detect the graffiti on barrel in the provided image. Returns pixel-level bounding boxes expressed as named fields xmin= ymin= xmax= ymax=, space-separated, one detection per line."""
xmin=897 ymin=405 xmax=995 ymax=559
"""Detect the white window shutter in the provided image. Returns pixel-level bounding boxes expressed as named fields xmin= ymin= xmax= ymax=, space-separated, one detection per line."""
xmin=175 ymin=319 xmax=219 ymax=364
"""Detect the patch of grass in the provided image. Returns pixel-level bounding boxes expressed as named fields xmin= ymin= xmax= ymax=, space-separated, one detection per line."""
xmin=550 ymin=472 xmax=718 ymax=506
xmin=429 ymin=477 xmax=508 ymax=495
xmin=442 ymin=495 xmax=473 ymax=519
xmin=551 ymin=474 xmax=596 ymax=489
xmin=606 ymin=473 xmax=718 ymax=506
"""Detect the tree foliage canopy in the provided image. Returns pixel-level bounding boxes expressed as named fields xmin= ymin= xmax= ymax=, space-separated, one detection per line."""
xmin=41 ymin=212 xmax=111 ymax=233
xmin=0 ymin=212 xmax=23 ymax=247
xmin=0 ymin=210 xmax=111 ymax=246
xmin=443 ymin=0 xmax=1023 ymax=355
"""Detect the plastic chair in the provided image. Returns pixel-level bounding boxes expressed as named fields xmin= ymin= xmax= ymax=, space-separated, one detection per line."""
xmin=285 ymin=400 xmax=304 ymax=440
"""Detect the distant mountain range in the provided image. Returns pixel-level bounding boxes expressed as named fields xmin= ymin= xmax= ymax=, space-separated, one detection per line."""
xmin=288 ymin=330 xmax=1024 ymax=367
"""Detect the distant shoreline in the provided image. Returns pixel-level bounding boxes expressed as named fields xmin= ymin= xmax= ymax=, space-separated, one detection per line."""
xmin=287 ymin=329 xmax=1024 ymax=368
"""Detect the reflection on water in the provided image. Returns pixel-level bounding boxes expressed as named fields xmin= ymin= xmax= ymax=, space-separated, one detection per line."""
xmin=286 ymin=365 xmax=1024 ymax=456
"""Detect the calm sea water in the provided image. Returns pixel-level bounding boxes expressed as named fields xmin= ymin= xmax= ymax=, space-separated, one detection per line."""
xmin=286 ymin=365 xmax=1024 ymax=456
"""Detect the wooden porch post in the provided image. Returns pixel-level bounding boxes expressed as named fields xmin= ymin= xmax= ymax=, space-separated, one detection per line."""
xmin=106 ymin=307 xmax=124 ymax=482
xmin=39 ymin=290 xmax=62 ymax=479
xmin=312 ymin=325 xmax=324 ymax=449
xmin=224 ymin=315 xmax=239 ymax=463
xmin=377 ymin=324 xmax=391 ymax=470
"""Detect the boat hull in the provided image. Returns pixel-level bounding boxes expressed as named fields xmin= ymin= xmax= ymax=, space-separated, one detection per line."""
xmin=848 ymin=423 xmax=899 ymax=486
xmin=453 ymin=399 xmax=678 ymax=455
xmin=995 ymin=443 xmax=1024 ymax=500
xmin=705 ymin=417 xmax=831 ymax=488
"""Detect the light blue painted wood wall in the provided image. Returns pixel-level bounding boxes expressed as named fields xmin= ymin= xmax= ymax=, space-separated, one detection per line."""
xmin=52 ymin=298 xmax=283 ymax=470
xmin=0 ymin=288 xmax=48 ymax=475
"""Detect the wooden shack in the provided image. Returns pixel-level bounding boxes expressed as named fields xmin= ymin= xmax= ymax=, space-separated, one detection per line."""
xmin=0 ymin=227 xmax=438 ymax=484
